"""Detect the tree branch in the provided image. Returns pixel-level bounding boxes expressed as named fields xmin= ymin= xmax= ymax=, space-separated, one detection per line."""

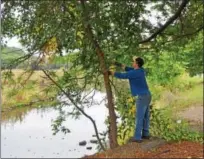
xmin=41 ymin=69 xmax=106 ymax=151
xmin=176 ymin=25 xmax=203 ymax=37
xmin=80 ymin=0 xmax=118 ymax=148
xmin=139 ymin=0 xmax=190 ymax=44
xmin=162 ymin=25 xmax=203 ymax=44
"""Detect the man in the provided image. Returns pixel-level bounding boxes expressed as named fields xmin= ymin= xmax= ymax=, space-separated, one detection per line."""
xmin=109 ymin=56 xmax=151 ymax=143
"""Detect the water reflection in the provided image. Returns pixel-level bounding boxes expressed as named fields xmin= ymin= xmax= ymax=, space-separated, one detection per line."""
xmin=1 ymin=91 xmax=108 ymax=158
xmin=2 ymin=106 xmax=35 ymax=125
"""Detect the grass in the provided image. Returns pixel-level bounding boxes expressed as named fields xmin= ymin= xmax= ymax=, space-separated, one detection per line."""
xmin=149 ymin=73 xmax=203 ymax=108
xmin=159 ymin=81 xmax=203 ymax=118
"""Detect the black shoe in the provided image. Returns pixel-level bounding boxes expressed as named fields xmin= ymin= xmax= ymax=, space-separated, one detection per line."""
xmin=134 ymin=139 xmax=142 ymax=143
xmin=142 ymin=136 xmax=150 ymax=139
xmin=129 ymin=137 xmax=142 ymax=143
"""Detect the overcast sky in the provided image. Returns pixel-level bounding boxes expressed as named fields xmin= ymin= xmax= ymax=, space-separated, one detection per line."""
xmin=4 ymin=37 xmax=23 ymax=48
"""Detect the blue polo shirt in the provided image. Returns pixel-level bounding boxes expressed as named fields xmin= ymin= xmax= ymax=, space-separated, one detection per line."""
xmin=114 ymin=66 xmax=150 ymax=96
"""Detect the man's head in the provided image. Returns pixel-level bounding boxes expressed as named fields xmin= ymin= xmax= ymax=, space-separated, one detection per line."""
xmin=132 ymin=56 xmax=144 ymax=69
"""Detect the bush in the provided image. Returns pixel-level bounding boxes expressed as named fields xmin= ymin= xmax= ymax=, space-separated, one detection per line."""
xmin=144 ymin=52 xmax=185 ymax=86
xmin=150 ymin=108 xmax=203 ymax=143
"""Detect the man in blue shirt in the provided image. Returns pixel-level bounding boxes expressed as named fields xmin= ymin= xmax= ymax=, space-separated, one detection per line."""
xmin=109 ymin=56 xmax=151 ymax=143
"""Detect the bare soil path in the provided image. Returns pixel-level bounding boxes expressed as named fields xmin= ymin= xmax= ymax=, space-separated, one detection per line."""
xmin=178 ymin=105 xmax=203 ymax=133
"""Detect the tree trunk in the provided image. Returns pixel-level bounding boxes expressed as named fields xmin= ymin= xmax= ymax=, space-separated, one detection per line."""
xmin=80 ymin=0 xmax=118 ymax=149
xmin=95 ymin=47 xmax=119 ymax=149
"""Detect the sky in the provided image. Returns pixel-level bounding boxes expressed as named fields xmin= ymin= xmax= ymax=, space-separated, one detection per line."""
xmin=4 ymin=37 xmax=23 ymax=49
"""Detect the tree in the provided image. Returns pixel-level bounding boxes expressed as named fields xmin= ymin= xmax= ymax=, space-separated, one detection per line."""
xmin=1 ymin=0 xmax=202 ymax=149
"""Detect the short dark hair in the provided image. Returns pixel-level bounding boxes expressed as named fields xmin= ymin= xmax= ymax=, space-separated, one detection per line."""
xmin=135 ymin=57 xmax=144 ymax=68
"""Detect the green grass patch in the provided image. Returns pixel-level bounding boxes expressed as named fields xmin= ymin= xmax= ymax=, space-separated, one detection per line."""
xmin=161 ymin=83 xmax=203 ymax=118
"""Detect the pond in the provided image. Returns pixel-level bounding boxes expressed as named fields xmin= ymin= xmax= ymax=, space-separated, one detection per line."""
xmin=1 ymin=91 xmax=108 ymax=158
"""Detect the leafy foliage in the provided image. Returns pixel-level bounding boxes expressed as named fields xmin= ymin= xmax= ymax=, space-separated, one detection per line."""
xmin=177 ymin=32 xmax=203 ymax=76
xmin=116 ymin=93 xmax=135 ymax=144
xmin=150 ymin=108 xmax=203 ymax=143
xmin=51 ymin=113 xmax=71 ymax=135
xmin=144 ymin=51 xmax=185 ymax=86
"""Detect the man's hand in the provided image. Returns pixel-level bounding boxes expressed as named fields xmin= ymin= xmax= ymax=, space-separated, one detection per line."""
xmin=114 ymin=61 xmax=122 ymax=67
xmin=108 ymin=70 xmax=115 ymax=76
xmin=121 ymin=64 xmax=126 ymax=70
xmin=113 ymin=61 xmax=126 ymax=70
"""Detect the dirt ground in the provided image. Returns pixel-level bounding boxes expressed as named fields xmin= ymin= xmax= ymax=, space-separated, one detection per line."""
xmin=179 ymin=105 xmax=203 ymax=123
xmin=178 ymin=105 xmax=203 ymax=133
xmin=83 ymin=141 xmax=203 ymax=158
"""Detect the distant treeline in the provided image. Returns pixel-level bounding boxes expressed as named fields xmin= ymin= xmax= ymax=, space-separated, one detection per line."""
xmin=1 ymin=47 xmax=69 ymax=70
xmin=2 ymin=60 xmax=69 ymax=70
